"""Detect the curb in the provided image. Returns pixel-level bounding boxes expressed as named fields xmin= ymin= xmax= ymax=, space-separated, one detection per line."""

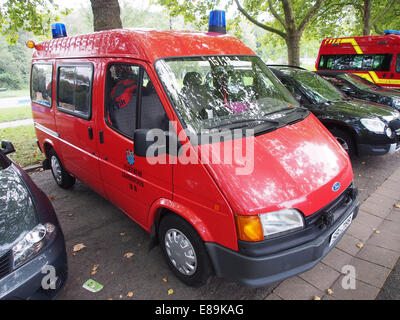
xmin=23 ymin=163 xmax=43 ymax=173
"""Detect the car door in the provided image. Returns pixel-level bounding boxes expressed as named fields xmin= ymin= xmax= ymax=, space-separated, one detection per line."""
xmin=97 ymin=60 xmax=173 ymax=228
xmin=54 ymin=60 xmax=105 ymax=197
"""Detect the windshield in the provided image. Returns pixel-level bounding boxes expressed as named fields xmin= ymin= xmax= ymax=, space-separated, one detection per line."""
xmin=0 ymin=165 xmax=37 ymax=254
xmin=288 ymin=70 xmax=345 ymax=104
xmin=339 ymin=74 xmax=376 ymax=91
xmin=155 ymin=55 xmax=298 ymax=133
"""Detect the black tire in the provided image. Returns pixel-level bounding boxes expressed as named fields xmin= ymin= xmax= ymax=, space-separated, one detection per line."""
xmin=48 ymin=149 xmax=76 ymax=189
xmin=158 ymin=214 xmax=212 ymax=287
xmin=330 ymin=128 xmax=355 ymax=157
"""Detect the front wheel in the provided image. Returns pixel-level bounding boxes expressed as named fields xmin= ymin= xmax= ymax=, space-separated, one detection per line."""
xmin=158 ymin=215 xmax=212 ymax=287
xmin=330 ymin=128 xmax=355 ymax=157
xmin=49 ymin=149 xmax=76 ymax=189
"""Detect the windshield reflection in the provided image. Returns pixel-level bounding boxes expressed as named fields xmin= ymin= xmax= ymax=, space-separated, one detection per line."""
xmin=155 ymin=55 xmax=298 ymax=133
xmin=0 ymin=166 xmax=37 ymax=256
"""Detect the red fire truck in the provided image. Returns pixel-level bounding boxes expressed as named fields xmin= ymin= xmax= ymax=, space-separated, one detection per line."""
xmin=316 ymin=30 xmax=400 ymax=89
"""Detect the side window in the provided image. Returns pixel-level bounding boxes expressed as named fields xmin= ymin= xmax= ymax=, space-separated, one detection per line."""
xmin=57 ymin=65 xmax=93 ymax=119
xmin=31 ymin=64 xmax=53 ymax=107
xmin=106 ymin=64 xmax=140 ymax=138
xmin=141 ymin=71 xmax=169 ymax=131
xmin=396 ymin=54 xmax=400 ymax=73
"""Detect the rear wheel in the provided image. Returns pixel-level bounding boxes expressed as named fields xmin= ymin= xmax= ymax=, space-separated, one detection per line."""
xmin=330 ymin=128 xmax=355 ymax=156
xmin=158 ymin=214 xmax=212 ymax=287
xmin=48 ymin=149 xmax=75 ymax=189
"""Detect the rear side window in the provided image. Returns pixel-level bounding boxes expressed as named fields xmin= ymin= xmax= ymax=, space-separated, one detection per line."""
xmin=319 ymin=54 xmax=392 ymax=71
xmin=57 ymin=65 xmax=93 ymax=119
xmin=31 ymin=64 xmax=53 ymax=107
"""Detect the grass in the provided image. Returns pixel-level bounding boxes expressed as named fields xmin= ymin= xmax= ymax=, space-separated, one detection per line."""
xmin=0 ymin=105 xmax=32 ymax=123
xmin=0 ymin=88 xmax=30 ymax=99
xmin=0 ymin=125 xmax=44 ymax=167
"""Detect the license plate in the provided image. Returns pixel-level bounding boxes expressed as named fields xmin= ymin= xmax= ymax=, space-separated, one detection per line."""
xmin=329 ymin=212 xmax=353 ymax=247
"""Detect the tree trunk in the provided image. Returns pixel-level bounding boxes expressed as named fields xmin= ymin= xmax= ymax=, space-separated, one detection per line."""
xmin=90 ymin=0 xmax=122 ymax=31
xmin=363 ymin=0 xmax=372 ymax=35
xmin=286 ymin=33 xmax=301 ymax=66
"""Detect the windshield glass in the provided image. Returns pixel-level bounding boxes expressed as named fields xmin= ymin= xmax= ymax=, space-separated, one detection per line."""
xmin=0 ymin=166 xmax=37 ymax=254
xmin=287 ymin=70 xmax=345 ymax=104
xmin=155 ymin=55 xmax=298 ymax=133
xmin=339 ymin=74 xmax=375 ymax=90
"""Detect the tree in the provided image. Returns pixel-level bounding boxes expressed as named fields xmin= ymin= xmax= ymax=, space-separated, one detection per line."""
xmin=90 ymin=0 xmax=122 ymax=31
xmin=158 ymin=0 xmax=332 ymax=66
xmin=353 ymin=0 xmax=400 ymax=35
xmin=0 ymin=0 xmax=70 ymax=44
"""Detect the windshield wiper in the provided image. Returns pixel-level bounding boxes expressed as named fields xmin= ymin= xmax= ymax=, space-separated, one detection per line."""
xmin=206 ymin=118 xmax=280 ymax=130
xmin=264 ymin=107 xmax=297 ymax=116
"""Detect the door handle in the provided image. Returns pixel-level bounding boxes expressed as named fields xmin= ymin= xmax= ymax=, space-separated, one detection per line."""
xmin=88 ymin=127 xmax=93 ymax=140
xmin=99 ymin=130 xmax=104 ymax=144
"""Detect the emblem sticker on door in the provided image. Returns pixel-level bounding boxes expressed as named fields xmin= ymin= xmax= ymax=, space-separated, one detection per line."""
xmin=126 ymin=149 xmax=135 ymax=166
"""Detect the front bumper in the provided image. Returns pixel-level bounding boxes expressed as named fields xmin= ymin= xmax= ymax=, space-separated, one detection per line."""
xmin=358 ymin=142 xmax=400 ymax=156
xmin=206 ymin=187 xmax=360 ymax=288
xmin=0 ymin=230 xmax=68 ymax=300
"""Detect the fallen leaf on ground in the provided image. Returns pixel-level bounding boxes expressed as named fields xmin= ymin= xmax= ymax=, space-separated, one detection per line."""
xmin=120 ymin=232 xmax=126 ymax=236
xmin=162 ymin=277 xmax=168 ymax=283
xmin=49 ymin=195 xmax=54 ymax=200
xmin=327 ymin=289 xmax=334 ymax=295
xmin=313 ymin=296 xmax=321 ymax=300
xmin=91 ymin=265 xmax=99 ymax=275
xmin=73 ymin=243 xmax=86 ymax=252
xmin=361 ymin=162 xmax=366 ymax=165
xmin=168 ymin=289 xmax=174 ymax=295
xmin=375 ymin=230 xmax=381 ymax=234
xmin=127 ymin=292 xmax=134 ymax=298
xmin=124 ymin=252 xmax=134 ymax=259
xmin=394 ymin=203 xmax=400 ymax=209
xmin=356 ymin=242 xmax=364 ymax=249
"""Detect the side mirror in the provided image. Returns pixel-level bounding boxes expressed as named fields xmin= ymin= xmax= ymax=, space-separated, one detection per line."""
xmin=1 ymin=140 xmax=15 ymax=155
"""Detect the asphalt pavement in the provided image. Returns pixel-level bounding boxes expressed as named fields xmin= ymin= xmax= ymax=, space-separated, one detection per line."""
xmin=28 ymin=151 xmax=400 ymax=300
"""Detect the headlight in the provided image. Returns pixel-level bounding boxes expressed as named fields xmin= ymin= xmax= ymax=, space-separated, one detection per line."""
xmin=360 ymin=118 xmax=386 ymax=133
xmin=259 ymin=209 xmax=304 ymax=238
xmin=392 ymin=98 xmax=400 ymax=107
xmin=12 ymin=223 xmax=56 ymax=268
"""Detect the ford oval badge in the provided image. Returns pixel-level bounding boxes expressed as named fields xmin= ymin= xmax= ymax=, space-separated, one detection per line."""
xmin=332 ymin=182 xmax=341 ymax=192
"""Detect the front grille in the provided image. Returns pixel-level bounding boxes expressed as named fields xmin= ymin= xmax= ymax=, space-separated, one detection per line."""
xmin=305 ymin=184 xmax=357 ymax=228
xmin=0 ymin=250 xmax=13 ymax=280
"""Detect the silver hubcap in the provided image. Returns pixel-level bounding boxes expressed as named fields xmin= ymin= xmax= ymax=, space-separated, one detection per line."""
xmin=164 ymin=228 xmax=197 ymax=276
xmin=336 ymin=137 xmax=349 ymax=152
xmin=51 ymin=155 xmax=62 ymax=184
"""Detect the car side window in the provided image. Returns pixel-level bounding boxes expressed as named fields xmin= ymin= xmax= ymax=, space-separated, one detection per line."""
xmin=106 ymin=64 xmax=140 ymax=138
xmin=106 ymin=64 xmax=169 ymax=138
xmin=141 ymin=71 xmax=169 ymax=131
xmin=31 ymin=64 xmax=53 ymax=107
xmin=397 ymin=54 xmax=400 ymax=73
xmin=57 ymin=65 xmax=93 ymax=119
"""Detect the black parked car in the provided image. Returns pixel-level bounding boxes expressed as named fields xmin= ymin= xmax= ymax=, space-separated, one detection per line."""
xmin=316 ymin=71 xmax=400 ymax=111
xmin=269 ymin=66 xmax=400 ymax=156
xmin=0 ymin=141 xmax=67 ymax=299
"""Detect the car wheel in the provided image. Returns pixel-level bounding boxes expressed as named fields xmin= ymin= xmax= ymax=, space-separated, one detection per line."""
xmin=49 ymin=149 xmax=76 ymax=189
xmin=330 ymin=128 xmax=355 ymax=156
xmin=158 ymin=214 xmax=212 ymax=287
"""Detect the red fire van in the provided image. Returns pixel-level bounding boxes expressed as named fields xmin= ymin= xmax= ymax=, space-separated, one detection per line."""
xmin=316 ymin=30 xmax=400 ymax=89
xmin=30 ymin=14 xmax=359 ymax=287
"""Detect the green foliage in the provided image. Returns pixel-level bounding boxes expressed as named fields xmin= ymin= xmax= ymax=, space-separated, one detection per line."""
xmin=0 ymin=32 xmax=32 ymax=89
xmin=0 ymin=125 xmax=44 ymax=167
xmin=0 ymin=0 xmax=71 ymax=44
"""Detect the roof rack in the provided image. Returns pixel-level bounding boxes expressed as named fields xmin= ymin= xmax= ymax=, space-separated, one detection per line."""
xmin=267 ymin=64 xmax=306 ymax=70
